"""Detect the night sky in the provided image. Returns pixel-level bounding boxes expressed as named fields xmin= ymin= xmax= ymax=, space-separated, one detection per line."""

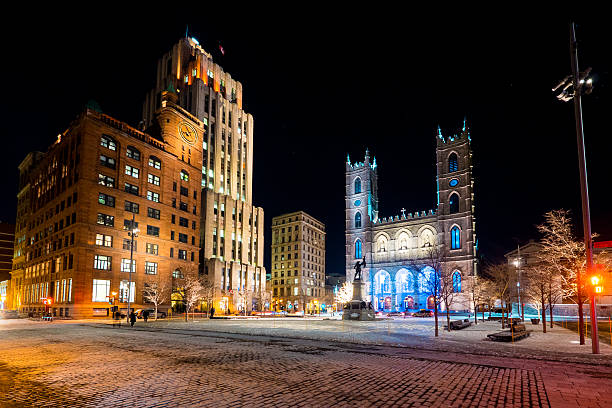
xmin=1 ymin=12 xmax=610 ymax=277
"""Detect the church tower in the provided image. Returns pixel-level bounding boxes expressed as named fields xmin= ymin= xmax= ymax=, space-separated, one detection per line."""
xmin=345 ymin=150 xmax=378 ymax=282
xmin=436 ymin=120 xmax=477 ymax=276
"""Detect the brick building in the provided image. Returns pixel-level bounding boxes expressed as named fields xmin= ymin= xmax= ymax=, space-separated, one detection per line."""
xmin=270 ymin=212 xmax=326 ymax=314
xmin=10 ymin=36 xmax=266 ymax=317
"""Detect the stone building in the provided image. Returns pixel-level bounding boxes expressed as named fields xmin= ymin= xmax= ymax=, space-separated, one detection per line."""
xmin=143 ymin=36 xmax=266 ymax=314
xmin=270 ymin=212 xmax=325 ymax=314
xmin=345 ymin=122 xmax=477 ymax=312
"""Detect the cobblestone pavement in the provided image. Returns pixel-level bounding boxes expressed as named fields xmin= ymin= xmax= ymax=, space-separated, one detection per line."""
xmin=0 ymin=321 xmax=611 ymax=407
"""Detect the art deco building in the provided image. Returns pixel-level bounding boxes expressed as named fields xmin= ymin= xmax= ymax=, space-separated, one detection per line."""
xmin=271 ymin=212 xmax=325 ymax=313
xmin=143 ymin=36 xmax=266 ymax=313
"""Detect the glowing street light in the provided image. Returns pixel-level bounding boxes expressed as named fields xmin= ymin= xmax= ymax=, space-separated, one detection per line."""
xmin=124 ymin=213 xmax=139 ymax=323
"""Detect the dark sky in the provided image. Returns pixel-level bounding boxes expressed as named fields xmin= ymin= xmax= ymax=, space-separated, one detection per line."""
xmin=1 ymin=11 xmax=610 ymax=276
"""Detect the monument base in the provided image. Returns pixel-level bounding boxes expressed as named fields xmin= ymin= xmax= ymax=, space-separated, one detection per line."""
xmin=342 ymin=280 xmax=375 ymax=321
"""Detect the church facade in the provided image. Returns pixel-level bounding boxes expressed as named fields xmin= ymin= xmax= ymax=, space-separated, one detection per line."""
xmin=345 ymin=122 xmax=477 ymax=312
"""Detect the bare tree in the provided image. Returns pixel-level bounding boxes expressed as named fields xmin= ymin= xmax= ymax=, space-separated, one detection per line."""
xmin=469 ymin=275 xmax=485 ymax=325
xmin=200 ymin=280 xmax=215 ymax=316
xmin=414 ymin=245 xmax=445 ymax=337
xmin=487 ymin=263 xmax=514 ymax=329
xmin=142 ymin=276 xmax=170 ymax=321
xmin=479 ymin=279 xmax=496 ymax=321
xmin=524 ymin=264 xmax=550 ymax=333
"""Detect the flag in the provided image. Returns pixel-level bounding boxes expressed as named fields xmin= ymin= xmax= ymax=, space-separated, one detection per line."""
xmin=219 ymin=42 xmax=225 ymax=56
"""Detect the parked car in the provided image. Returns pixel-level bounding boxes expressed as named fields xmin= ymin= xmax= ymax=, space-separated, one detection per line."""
xmin=135 ymin=309 xmax=167 ymax=319
xmin=412 ymin=309 xmax=434 ymax=317
xmin=386 ymin=311 xmax=405 ymax=317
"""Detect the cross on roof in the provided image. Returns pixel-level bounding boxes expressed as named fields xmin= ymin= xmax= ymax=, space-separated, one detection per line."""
xmin=401 ymin=208 xmax=406 ymax=217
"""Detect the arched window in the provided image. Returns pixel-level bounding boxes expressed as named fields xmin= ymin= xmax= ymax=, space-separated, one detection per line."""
xmin=149 ymin=156 xmax=161 ymax=170
xmin=452 ymin=271 xmax=462 ymax=292
xmin=354 ymin=178 xmax=362 ymax=194
xmin=449 ymin=193 xmax=459 ymax=214
xmin=449 ymin=153 xmax=458 ymax=172
xmin=355 ymin=212 xmax=362 ymax=228
xmin=355 ymin=239 xmax=362 ymax=259
xmin=126 ymin=146 xmax=141 ymax=160
xmin=180 ymin=170 xmax=190 ymax=181
xmin=451 ymin=226 xmax=461 ymax=249
xmin=100 ymin=134 xmax=117 ymax=151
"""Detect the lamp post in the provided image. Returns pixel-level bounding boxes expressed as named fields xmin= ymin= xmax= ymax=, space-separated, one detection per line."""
xmin=552 ymin=22 xmax=598 ymax=354
xmin=125 ymin=213 xmax=139 ymax=323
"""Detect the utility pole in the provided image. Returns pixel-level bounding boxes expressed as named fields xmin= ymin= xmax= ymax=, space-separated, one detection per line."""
xmin=569 ymin=22 xmax=598 ymax=354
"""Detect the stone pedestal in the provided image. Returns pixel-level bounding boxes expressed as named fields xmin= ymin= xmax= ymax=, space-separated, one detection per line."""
xmin=342 ymin=279 xmax=375 ymax=321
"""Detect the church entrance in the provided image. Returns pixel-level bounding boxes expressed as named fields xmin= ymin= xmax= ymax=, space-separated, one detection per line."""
xmin=427 ymin=295 xmax=435 ymax=310
xmin=384 ymin=297 xmax=392 ymax=310
xmin=403 ymin=296 xmax=414 ymax=310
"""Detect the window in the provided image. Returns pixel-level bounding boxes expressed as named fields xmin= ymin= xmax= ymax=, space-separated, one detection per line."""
xmin=179 ymin=202 xmax=188 ymax=212
xmin=148 ymin=156 xmax=161 ymax=169
xmin=121 ymin=258 xmax=136 ymax=273
xmin=449 ymin=193 xmax=459 ymax=214
xmin=145 ymin=261 xmax=158 ymax=275
xmin=92 ymin=279 xmax=110 ymax=302
xmin=178 ymin=249 xmax=187 ymax=260
xmin=126 ymin=146 xmax=141 ymax=160
xmin=100 ymin=135 xmax=116 ymax=151
xmin=124 ymin=201 xmax=139 ymax=214
xmin=449 ymin=153 xmax=458 ymax=173
xmin=98 ymin=174 xmax=115 ymax=187
xmin=451 ymin=226 xmax=461 ymax=249
xmin=119 ymin=280 xmax=135 ymax=302
xmin=452 ymin=271 xmax=462 ymax=292
xmin=147 ymin=225 xmax=160 ymax=237
xmin=178 ymin=233 xmax=188 ymax=243
xmin=354 ymin=177 xmax=361 ymax=194
xmin=100 ymin=155 xmax=116 ymax=169
xmin=171 ymin=214 xmax=176 ymax=224
xmin=125 ymin=183 xmax=139 ymax=196
xmin=172 ymin=269 xmax=184 ymax=279
xmin=146 ymin=243 xmax=159 ymax=255
xmin=147 ymin=207 xmax=161 ymax=219
xmin=354 ymin=212 xmax=362 ymax=228
xmin=148 ymin=174 xmax=160 ymax=186
xmin=180 ymin=170 xmax=189 ymax=181
xmin=93 ymin=255 xmax=112 ymax=270
xmin=98 ymin=193 xmax=115 ymax=207
xmin=123 ymin=239 xmax=136 ymax=251
xmin=124 ymin=219 xmax=138 ymax=230
xmin=355 ymin=239 xmax=362 ymax=259
xmin=180 ymin=186 xmax=189 ymax=197
xmin=179 ymin=217 xmax=188 ymax=227
xmin=97 ymin=213 xmax=114 ymax=227
xmin=95 ymin=234 xmax=112 ymax=247
xmin=125 ymin=165 xmax=139 ymax=178
xmin=147 ymin=191 xmax=160 ymax=202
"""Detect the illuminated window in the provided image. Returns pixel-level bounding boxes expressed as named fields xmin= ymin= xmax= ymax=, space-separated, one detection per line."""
xmin=93 ymin=255 xmax=112 ymax=270
xmin=100 ymin=135 xmax=116 ymax=151
xmin=355 ymin=212 xmax=362 ymax=228
xmin=98 ymin=193 xmax=115 ymax=207
xmin=355 ymin=239 xmax=362 ymax=259
xmin=354 ymin=177 xmax=361 ymax=194
xmin=121 ymin=258 xmax=135 ymax=273
xmin=449 ymin=153 xmax=458 ymax=172
xmin=145 ymin=262 xmax=158 ymax=275
xmin=92 ymin=279 xmax=110 ymax=302
xmin=180 ymin=170 xmax=189 ymax=181
xmin=449 ymin=193 xmax=459 ymax=214
xmin=126 ymin=146 xmax=141 ymax=161
xmin=119 ymin=280 xmax=135 ymax=302
xmin=147 ymin=191 xmax=160 ymax=203
xmin=148 ymin=156 xmax=161 ymax=170
xmin=148 ymin=173 xmax=160 ymax=186
xmin=173 ymin=269 xmax=184 ymax=279
xmin=125 ymin=165 xmax=139 ymax=178
xmin=95 ymin=234 xmax=112 ymax=247
xmin=452 ymin=271 xmax=462 ymax=292
xmin=451 ymin=226 xmax=461 ymax=249
xmin=98 ymin=174 xmax=115 ymax=187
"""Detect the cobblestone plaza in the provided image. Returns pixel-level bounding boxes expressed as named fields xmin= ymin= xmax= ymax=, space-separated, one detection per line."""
xmin=1 ymin=319 xmax=611 ymax=407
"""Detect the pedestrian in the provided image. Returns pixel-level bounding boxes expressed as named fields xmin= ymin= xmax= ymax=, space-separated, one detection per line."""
xmin=129 ymin=311 xmax=136 ymax=327
xmin=143 ymin=310 xmax=149 ymax=323
xmin=210 ymin=306 xmax=215 ymax=319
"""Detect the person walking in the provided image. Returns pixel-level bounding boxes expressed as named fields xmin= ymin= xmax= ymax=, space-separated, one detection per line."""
xmin=129 ymin=311 xmax=136 ymax=327
xmin=210 ymin=306 xmax=215 ymax=319
xmin=143 ymin=310 xmax=149 ymax=323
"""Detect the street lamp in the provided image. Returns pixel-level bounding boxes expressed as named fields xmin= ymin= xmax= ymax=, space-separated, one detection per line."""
xmin=513 ymin=254 xmax=524 ymax=322
xmin=124 ymin=213 xmax=139 ymax=323
xmin=552 ymin=22 xmax=598 ymax=353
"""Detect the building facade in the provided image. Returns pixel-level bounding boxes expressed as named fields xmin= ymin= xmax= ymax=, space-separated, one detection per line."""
xmin=271 ymin=212 xmax=326 ymax=313
xmin=345 ymin=122 xmax=477 ymax=312
xmin=143 ymin=36 xmax=265 ymax=314
xmin=10 ymin=36 xmax=266 ymax=317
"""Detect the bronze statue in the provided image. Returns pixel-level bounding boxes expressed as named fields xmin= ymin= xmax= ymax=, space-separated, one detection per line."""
xmin=354 ymin=256 xmax=366 ymax=281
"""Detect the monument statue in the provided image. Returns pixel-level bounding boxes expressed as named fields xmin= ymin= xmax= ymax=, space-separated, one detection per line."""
xmin=353 ymin=256 xmax=366 ymax=281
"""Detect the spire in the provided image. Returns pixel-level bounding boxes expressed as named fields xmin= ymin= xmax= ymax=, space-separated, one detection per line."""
xmin=372 ymin=157 xmax=377 ymax=169
xmin=185 ymin=25 xmax=189 ymax=38
xmin=437 ymin=125 xmax=444 ymax=142
xmin=346 ymin=153 xmax=351 ymax=165
xmin=462 ymin=116 xmax=467 ymax=132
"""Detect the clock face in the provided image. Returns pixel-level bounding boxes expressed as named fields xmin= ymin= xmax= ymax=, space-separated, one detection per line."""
xmin=449 ymin=179 xmax=459 ymax=187
xmin=178 ymin=121 xmax=198 ymax=145
xmin=354 ymin=200 xmax=361 ymax=206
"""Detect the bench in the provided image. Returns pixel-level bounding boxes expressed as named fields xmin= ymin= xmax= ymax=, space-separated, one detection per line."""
xmin=487 ymin=322 xmax=531 ymax=342
xmin=447 ymin=318 xmax=472 ymax=330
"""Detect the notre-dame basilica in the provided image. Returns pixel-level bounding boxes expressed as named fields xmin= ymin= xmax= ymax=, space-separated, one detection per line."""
xmin=345 ymin=121 xmax=477 ymax=312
